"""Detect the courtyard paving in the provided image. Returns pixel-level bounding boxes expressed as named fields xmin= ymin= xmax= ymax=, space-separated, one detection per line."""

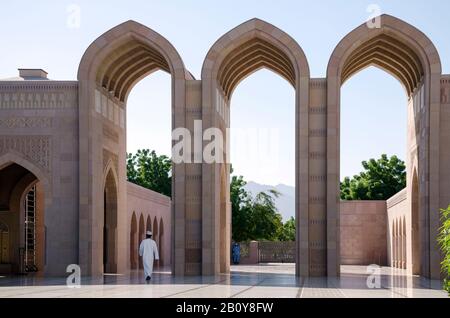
xmin=0 ymin=265 xmax=447 ymax=298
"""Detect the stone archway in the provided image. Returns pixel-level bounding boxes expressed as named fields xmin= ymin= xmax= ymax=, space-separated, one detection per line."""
xmin=326 ymin=14 xmax=442 ymax=278
xmin=73 ymin=16 xmax=445 ymax=278
xmin=103 ymin=167 xmax=118 ymax=273
xmin=78 ymin=20 xmax=192 ymax=276
xmin=201 ymin=18 xmax=310 ymax=277
xmin=0 ymin=158 xmax=47 ymax=275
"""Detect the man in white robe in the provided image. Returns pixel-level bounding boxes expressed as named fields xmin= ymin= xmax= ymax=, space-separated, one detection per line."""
xmin=139 ymin=231 xmax=159 ymax=281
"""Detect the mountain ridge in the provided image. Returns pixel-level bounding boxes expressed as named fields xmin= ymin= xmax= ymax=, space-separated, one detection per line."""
xmin=243 ymin=181 xmax=295 ymax=221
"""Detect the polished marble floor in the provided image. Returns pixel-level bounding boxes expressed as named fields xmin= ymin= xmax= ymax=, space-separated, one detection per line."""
xmin=0 ymin=265 xmax=447 ymax=298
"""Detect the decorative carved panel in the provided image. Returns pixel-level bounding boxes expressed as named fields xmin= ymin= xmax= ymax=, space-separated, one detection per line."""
xmin=103 ymin=148 xmax=118 ymax=173
xmin=0 ymin=136 xmax=51 ymax=172
xmin=0 ymin=83 xmax=77 ymax=109
xmin=0 ymin=117 xmax=52 ymax=129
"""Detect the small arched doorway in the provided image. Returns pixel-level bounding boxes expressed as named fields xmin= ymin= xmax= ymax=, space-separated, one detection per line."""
xmin=0 ymin=162 xmax=46 ymax=274
xmin=153 ymin=217 xmax=159 ymax=251
xmin=130 ymin=212 xmax=137 ymax=269
xmin=146 ymin=215 xmax=152 ymax=233
xmin=138 ymin=214 xmax=144 ymax=269
xmin=159 ymin=219 xmax=164 ymax=266
xmin=103 ymin=168 xmax=118 ymax=274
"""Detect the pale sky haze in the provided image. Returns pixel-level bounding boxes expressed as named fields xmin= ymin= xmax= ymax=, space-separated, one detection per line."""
xmin=1 ymin=1 xmax=449 ymax=186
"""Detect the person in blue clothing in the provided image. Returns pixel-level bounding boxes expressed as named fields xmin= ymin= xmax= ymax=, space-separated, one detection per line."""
xmin=232 ymin=242 xmax=240 ymax=265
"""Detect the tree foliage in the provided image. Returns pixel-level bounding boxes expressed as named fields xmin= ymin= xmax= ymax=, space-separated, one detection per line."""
xmin=231 ymin=174 xmax=293 ymax=242
xmin=340 ymin=154 xmax=406 ymax=201
xmin=230 ymin=175 xmax=253 ymax=242
xmin=438 ymin=205 xmax=450 ymax=294
xmin=278 ymin=217 xmax=296 ymax=242
xmin=127 ymin=149 xmax=172 ymax=197
xmin=250 ymin=191 xmax=284 ymax=241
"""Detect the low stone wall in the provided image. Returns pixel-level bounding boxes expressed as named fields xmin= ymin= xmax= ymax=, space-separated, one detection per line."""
xmin=127 ymin=182 xmax=171 ymax=268
xmin=235 ymin=241 xmax=295 ymax=264
xmin=386 ymin=189 xmax=408 ymax=269
xmin=233 ymin=197 xmax=411 ymax=269
xmin=258 ymin=241 xmax=295 ymax=263
xmin=236 ymin=241 xmax=259 ymax=265
xmin=340 ymin=201 xmax=388 ymax=266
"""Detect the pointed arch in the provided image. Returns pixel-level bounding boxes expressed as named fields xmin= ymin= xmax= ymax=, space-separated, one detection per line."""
xmin=78 ymin=20 xmax=191 ymax=99
xmin=146 ymin=215 xmax=152 ymax=233
xmin=159 ymin=218 xmax=164 ymax=265
xmin=103 ymin=160 xmax=119 ymax=192
xmin=202 ymin=18 xmax=310 ymax=99
xmin=153 ymin=216 xmax=159 ymax=242
xmin=0 ymin=161 xmax=46 ymax=274
xmin=326 ymin=14 xmax=442 ymax=277
xmin=103 ymin=166 xmax=118 ymax=273
xmin=327 ymin=14 xmax=441 ymax=87
xmin=130 ymin=212 xmax=138 ymax=269
xmin=138 ymin=214 xmax=145 ymax=241
xmin=152 ymin=216 xmax=159 ymax=266
xmin=138 ymin=214 xmax=145 ymax=269
xmin=201 ymin=18 xmax=310 ymax=276
xmin=0 ymin=152 xmax=50 ymax=199
xmin=77 ymin=20 xmax=190 ymax=276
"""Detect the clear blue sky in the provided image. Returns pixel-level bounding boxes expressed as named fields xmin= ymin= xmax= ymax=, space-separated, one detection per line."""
xmin=1 ymin=1 xmax=449 ymax=186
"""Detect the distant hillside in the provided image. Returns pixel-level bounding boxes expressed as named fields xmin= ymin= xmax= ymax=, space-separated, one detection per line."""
xmin=244 ymin=181 xmax=295 ymax=222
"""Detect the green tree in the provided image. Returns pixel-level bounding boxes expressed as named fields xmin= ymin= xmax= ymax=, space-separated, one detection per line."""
xmin=340 ymin=154 xmax=406 ymax=200
xmin=230 ymin=175 xmax=253 ymax=242
xmin=230 ymin=174 xmax=284 ymax=242
xmin=127 ymin=149 xmax=172 ymax=197
xmin=249 ymin=191 xmax=283 ymax=241
xmin=278 ymin=217 xmax=296 ymax=241
xmin=438 ymin=205 xmax=450 ymax=294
